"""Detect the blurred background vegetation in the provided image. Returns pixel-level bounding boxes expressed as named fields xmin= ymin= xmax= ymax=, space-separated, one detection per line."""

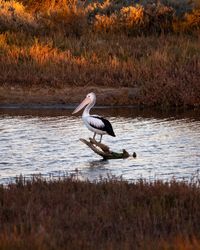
xmin=0 ymin=0 xmax=199 ymax=35
xmin=0 ymin=0 xmax=200 ymax=36
xmin=0 ymin=0 xmax=199 ymax=107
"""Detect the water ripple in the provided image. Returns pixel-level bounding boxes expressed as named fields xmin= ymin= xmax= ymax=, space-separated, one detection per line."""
xmin=0 ymin=108 xmax=200 ymax=183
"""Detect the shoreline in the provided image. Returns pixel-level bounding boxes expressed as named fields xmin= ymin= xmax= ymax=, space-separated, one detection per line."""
xmin=0 ymin=86 xmax=139 ymax=106
xmin=0 ymin=85 xmax=199 ymax=108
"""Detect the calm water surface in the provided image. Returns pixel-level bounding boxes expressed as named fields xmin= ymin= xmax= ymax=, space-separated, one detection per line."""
xmin=0 ymin=107 xmax=199 ymax=184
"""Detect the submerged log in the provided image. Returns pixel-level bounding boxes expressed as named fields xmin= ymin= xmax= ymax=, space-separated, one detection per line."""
xmin=80 ymin=138 xmax=136 ymax=160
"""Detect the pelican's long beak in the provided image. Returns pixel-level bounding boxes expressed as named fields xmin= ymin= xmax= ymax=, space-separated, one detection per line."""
xmin=72 ymin=97 xmax=90 ymax=114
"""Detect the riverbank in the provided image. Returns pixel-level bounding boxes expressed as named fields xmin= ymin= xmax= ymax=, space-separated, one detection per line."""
xmin=1 ymin=32 xmax=199 ymax=108
xmin=0 ymin=82 xmax=200 ymax=108
xmin=0 ymin=0 xmax=200 ymax=108
xmin=0 ymin=176 xmax=200 ymax=249
xmin=0 ymin=85 xmax=140 ymax=106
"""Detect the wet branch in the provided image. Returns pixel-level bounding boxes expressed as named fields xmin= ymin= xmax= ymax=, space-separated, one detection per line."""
xmin=80 ymin=138 xmax=136 ymax=160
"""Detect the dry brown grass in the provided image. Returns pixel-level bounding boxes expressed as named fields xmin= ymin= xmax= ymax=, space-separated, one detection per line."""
xmin=0 ymin=32 xmax=199 ymax=107
xmin=0 ymin=0 xmax=199 ymax=107
xmin=1 ymin=176 xmax=200 ymax=249
xmin=1 ymin=0 xmax=199 ymax=34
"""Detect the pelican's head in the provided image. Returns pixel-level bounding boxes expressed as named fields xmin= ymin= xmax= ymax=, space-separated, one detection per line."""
xmin=72 ymin=92 xmax=96 ymax=114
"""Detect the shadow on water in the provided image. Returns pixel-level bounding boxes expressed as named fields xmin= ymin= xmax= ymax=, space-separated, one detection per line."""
xmin=88 ymin=159 xmax=109 ymax=169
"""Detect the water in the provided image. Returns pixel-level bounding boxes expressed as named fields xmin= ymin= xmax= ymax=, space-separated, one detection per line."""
xmin=0 ymin=106 xmax=199 ymax=184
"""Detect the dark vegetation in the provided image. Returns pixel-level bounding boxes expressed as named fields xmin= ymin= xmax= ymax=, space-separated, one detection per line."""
xmin=0 ymin=176 xmax=200 ymax=249
xmin=0 ymin=0 xmax=200 ymax=107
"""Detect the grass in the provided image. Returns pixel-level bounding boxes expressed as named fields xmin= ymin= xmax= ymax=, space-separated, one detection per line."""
xmin=0 ymin=176 xmax=200 ymax=249
xmin=0 ymin=0 xmax=199 ymax=107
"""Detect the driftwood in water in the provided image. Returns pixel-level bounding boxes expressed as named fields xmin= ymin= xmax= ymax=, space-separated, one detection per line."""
xmin=80 ymin=138 xmax=136 ymax=160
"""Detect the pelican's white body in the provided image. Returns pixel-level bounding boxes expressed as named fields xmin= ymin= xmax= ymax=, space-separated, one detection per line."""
xmin=82 ymin=115 xmax=107 ymax=136
xmin=72 ymin=92 xmax=115 ymax=141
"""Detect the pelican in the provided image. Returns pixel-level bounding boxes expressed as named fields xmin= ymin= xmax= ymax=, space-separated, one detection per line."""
xmin=72 ymin=92 xmax=116 ymax=142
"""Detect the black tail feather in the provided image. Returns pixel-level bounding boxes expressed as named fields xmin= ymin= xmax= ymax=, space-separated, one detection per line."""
xmin=101 ymin=118 xmax=116 ymax=137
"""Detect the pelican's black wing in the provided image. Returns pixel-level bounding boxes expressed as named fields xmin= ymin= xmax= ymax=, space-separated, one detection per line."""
xmin=88 ymin=115 xmax=116 ymax=137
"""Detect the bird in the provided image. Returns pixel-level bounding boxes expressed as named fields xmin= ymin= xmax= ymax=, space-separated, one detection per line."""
xmin=72 ymin=92 xmax=116 ymax=142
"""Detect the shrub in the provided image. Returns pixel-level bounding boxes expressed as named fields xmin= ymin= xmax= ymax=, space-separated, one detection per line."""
xmin=0 ymin=0 xmax=37 ymax=32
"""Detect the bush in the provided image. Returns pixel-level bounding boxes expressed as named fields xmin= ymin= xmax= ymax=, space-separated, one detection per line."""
xmin=0 ymin=0 xmax=199 ymax=35
xmin=0 ymin=0 xmax=37 ymax=32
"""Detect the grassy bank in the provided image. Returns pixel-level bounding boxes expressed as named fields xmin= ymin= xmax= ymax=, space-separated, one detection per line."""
xmin=0 ymin=0 xmax=199 ymax=107
xmin=0 ymin=177 xmax=200 ymax=249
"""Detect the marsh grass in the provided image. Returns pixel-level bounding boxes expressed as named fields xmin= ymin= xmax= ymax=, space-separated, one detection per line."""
xmin=1 ymin=176 xmax=200 ymax=249
xmin=0 ymin=0 xmax=199 ymax=107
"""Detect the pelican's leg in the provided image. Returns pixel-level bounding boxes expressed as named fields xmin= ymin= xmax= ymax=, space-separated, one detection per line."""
xmin=93 ymin=132 xmax=96 ymax=140
xmin=99 ymin=135 xmax=102 ymax=143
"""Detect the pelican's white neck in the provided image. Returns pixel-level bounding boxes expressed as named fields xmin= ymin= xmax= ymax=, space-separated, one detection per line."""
xmin=82 ymin=99 xmax=95 ymax=117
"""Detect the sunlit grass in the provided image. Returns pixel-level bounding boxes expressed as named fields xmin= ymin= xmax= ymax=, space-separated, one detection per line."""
xmin=1 ymin=33 xmax=199 ymax=105
xmin=0 ymin=0 xmax=199 ymax=35
xmin=0 ymin=0 xmax=36 ymax=32
xmin=0 ymin=0 xmax=199 ymax=107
